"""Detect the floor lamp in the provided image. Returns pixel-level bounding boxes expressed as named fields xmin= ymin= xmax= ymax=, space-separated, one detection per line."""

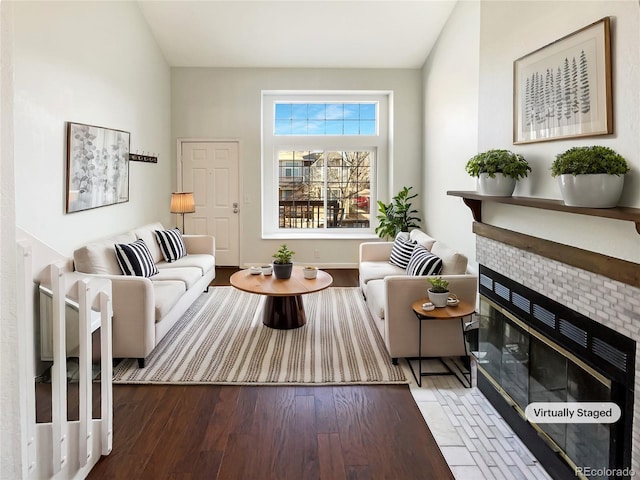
xmin=170 ymin=192 xmax=195 ymax=233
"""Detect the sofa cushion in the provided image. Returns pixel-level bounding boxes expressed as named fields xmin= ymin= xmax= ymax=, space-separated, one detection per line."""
xmin=114 ymin=239 xmax=159 ymax=277
xmin=366 ymin=279 xmax=387 ymax=319
xmin=359 ymin=261 xmax=405 ymax=289
xmin=406 ymin=244 xmax=443 ymax=276
xmin=410 ymin=230 xmax=437 ymax=250
xmin=73 ymin=232 xmax=136 ymax=275
xmin=151 ymin=281 xmax=186 ymax=322
xmin=156 ymin=254 xmax=214 ymax=275
xmin=155 ymin=228 xmax=187 ymax=263
xmin=389 ymin=232 xmax=416 ymax=269
xmin=431 ymin=241 xmax=468 ymax=275
xmin=151 ymin=266 xmax=202 ymax=289
xmin=132 ymin=222 xmax=165 ymax=264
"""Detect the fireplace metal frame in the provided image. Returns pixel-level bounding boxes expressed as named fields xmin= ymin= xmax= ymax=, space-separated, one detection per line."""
xmin=477 ymin=265 xmax=635 ymax=479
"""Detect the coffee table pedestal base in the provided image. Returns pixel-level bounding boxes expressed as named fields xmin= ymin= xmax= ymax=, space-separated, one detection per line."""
xmin=263 ymin=295 xmax=306 ymax=329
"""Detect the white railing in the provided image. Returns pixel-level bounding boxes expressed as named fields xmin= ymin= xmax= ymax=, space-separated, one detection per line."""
xmin=17 ymin=241 xmax=113 ymax=479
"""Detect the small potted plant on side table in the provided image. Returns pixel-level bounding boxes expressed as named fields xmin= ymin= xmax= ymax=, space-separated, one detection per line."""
xmin=465 ymin=149 xmax=531 ymax=196
xmin=427 ymin=277 xmax=450 ymax=308
xmin=272 ymin=244 xmax=295 ymax=279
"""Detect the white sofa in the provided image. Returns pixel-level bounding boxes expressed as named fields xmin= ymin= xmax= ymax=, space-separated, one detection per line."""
xmin=359 ymin=229 xmax=477 ymax=362
xmin=72 ymin=222 xmax=215 ymax=367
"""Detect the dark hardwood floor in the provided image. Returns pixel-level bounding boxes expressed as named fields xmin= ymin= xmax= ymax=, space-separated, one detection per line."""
xmin=81 ymin=268 xmax=453 ymax=479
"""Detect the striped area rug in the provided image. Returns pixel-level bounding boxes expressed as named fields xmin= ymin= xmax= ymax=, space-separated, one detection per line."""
xmin=112 ymin=287 xmax=407 ymax=385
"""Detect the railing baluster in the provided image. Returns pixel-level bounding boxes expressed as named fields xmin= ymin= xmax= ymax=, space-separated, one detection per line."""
xmin=99 ymin=287 xmax=113 ymax=454
xmin=50 ymin=263 xmax=68 ymax=474
xmin=17 ymin=241 xmax=37 ymax=477
xmin=78 ymin=279 xmax=92 ymax=467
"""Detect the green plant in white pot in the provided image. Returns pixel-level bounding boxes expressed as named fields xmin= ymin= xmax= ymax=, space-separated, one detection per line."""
xmin=551 ymin=146 xmax=630 ymax=208
xmin=427 ymin=277 xmax=450 ymax=308
xmin=465 ymin=149 xmax=531 ymax=196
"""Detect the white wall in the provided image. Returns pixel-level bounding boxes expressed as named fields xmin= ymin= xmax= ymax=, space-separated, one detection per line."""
xmin=0 ymin=1 xmax=20 ymax=476
xmin=13 ymin=1 xmax=172 ymax=258
xmin=422 ymin=0 xmax=481 ymax=267
xmin=424 ymin=0 xmax=640 ymax=266
xmin=477 ymin=1 xmax=640 ymax=263
xmin=171 ymin=68 xmax=422 ymax=266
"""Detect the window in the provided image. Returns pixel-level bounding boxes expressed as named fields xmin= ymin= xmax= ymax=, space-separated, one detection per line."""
xmin=262 ymin=92 xmax=390 ymax=238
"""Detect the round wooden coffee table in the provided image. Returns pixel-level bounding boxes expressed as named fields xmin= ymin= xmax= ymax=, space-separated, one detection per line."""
xmin=230 ymin=266 xmax=333 ymax=329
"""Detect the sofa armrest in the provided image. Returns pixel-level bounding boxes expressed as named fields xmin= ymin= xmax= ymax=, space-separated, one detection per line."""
xmin=183 ymin=235 xmax=215 ymax=256
xmin=359 ymin=241 xmax=394 ymax=263
xmin=383 ymin=274 xmax=478 ymax=358
xmin=75 ymin=273 xmax=156 ymax=359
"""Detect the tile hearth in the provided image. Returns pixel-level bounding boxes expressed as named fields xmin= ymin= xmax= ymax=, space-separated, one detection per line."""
xmin=403 ymin=360 xmax=552 ymax=480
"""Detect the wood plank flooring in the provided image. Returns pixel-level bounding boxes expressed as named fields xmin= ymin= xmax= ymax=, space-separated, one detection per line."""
xmin=83 ymin=268 xmax=453 ymax=479
xmin=88 ymin=384 xmax=452 ymax=480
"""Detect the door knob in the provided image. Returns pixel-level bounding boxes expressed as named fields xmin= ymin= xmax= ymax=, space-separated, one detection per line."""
xmin=233 ymin=202 xmax=239 ymax=214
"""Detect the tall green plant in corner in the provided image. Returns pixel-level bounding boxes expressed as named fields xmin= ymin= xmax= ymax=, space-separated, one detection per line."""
xmin=375 ymin=186 xmax=421 ymax=239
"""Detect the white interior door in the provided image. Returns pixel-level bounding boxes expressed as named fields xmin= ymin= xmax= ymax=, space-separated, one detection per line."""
xmin=180 ymin=141 xmax=240 ymax=266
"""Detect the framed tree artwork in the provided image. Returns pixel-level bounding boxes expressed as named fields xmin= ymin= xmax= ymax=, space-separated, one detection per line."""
xmin=66 ymin=122 xmax=130 ymax=213
xmin=513 ymin=17 xmax=612 ymax=144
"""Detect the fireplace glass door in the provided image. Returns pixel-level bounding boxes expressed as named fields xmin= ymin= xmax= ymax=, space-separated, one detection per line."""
xmin=478 ymin=296 xmax=615 ymax=479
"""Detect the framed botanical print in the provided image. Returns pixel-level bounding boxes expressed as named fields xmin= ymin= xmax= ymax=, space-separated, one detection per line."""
xmin=66 ymin=122 xmax=130 ymax=213
xmin=513 ymin=17 xmax=612 ymax=144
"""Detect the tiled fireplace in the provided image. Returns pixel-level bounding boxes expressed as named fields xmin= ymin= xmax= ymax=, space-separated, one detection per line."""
xmin=476 ymin=236 xmax=640 ymax=479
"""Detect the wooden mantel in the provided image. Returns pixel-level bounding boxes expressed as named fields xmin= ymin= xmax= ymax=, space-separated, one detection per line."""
xmin=447 ymin=191 xmax=640 ymax=288
xmin=447 ymin=190 xmax=640 ymax=235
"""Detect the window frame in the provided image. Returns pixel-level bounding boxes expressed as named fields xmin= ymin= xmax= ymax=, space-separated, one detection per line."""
xmin=262 ymin=91 xmax=391 ymax=239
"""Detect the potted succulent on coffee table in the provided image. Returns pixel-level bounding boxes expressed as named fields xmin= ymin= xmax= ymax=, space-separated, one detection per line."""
xmin=272 ymin=244 xmax=295 ymax=279
xmin=465 ymin=149 xmax=531 ymax=196
xmin=551 ymin=146 xmax=630 ymax=208
xmin=427 ymin=277 xmax=450 ymax=308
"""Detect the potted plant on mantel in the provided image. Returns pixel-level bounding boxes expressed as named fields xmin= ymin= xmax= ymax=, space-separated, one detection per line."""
xmin=427 ymin=277 xmax=450 ymax=308
xmin=465 ymin=149 xmax=531 ymax=197
xmin=375 ymin=186 xmax=422 ymax=240
xmin=272 ymin=244 xmax=295 ymax=279
xmin=551 ymin=146 xmax=630 ymax=208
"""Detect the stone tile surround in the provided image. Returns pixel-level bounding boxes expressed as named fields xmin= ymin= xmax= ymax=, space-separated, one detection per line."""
xmin=476 ymin=235 xmax=640 ymax=473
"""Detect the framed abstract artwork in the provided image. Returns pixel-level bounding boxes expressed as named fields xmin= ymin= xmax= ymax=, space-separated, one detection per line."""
xmin=513 ymin=17 xmax=612 ymax=144
xmin=66 ymin=122 xmax=130 ymax=213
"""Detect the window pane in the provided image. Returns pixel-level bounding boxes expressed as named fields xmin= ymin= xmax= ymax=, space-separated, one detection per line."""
xmin=344 ymin=120 xmax=360 ymax=135
xmin=325 ymin=120 xmax=343 ymax=135
xmin=360 ymin=103 xmax=376 ymax=120
xmin=274 ymin=102 xmax=377 ymax=137
xmin=277 ymin=150 xmax=371 ymax=229
xmin=325 ymin=104 xmax=344 ymax=120
xmin=343 ymin=104 xmax=360 ymax=119
xmin=275 ymin=104 xmax=292 ymax=119
xmin=274 ymin=119 xmax=291 ymax=135
xmin=360 ymin=120 xmax=376 ymax=135
xmin=308 ymin=104 xmax=326 ymax=119
xmin=291 ymin=104 xmax=308 ymax=119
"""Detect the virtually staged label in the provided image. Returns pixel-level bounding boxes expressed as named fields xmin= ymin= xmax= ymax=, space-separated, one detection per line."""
xmin=524 ymin=402 xmax=621 ymax=423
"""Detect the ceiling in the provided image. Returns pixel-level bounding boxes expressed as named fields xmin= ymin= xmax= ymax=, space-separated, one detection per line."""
xmin=136 ymin=0 xmax=458 ymax=69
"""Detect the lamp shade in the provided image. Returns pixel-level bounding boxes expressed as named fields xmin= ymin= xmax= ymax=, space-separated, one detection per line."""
xmin=170 ymin=192 xmax=195 ymax=214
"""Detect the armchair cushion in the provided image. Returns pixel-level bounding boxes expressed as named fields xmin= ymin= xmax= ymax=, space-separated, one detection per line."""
xmin=431 ymin=241 xmax=468 ymax=275
xmin=155 ymin=228 xmax=187 ymax=263
xmin=410 ymin=230 xmax=437 ymax=250
xmin=115 ymin=239 xmax=159 ymax=277
xmin=406 ymin=244 xmax=443 ymax=276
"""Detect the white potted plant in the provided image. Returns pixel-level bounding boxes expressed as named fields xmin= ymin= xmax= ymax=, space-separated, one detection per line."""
xmin=427 ymin=277 xmax=450 ymax=308
xmin=551 ymin=146 xmax=630 ymax=208
xmin=465 ymin=149 xmax=531 ymax=196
